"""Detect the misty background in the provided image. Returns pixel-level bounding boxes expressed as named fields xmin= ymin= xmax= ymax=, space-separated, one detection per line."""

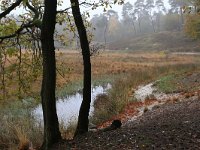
xmin=53 ymin=0 xmax=199 ymax=52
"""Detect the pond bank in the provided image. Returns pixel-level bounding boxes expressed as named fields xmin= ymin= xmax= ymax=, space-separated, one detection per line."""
xmin=97 ymin=78 xmax=199 ymax=129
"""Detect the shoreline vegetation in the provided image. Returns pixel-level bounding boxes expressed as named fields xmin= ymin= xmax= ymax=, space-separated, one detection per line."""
xmin=1 ymin=50 xmax=200 ymax=149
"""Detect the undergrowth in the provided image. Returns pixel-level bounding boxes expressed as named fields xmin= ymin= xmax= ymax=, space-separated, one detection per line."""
xmin=155 ymin=74 xmax=178 ymax=93
xmin=91 ymin=63 xmax=199 ymax=125
xmin=0 ymin=102 xmax=43 ymax=149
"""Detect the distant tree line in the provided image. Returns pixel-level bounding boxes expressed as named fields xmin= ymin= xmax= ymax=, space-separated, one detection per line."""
xmin=90 ymin=0 xmax=200 ymax=43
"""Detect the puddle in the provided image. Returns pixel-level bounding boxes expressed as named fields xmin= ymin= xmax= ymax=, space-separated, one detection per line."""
xmin=33 ymin=84 xmax=111 ymax=127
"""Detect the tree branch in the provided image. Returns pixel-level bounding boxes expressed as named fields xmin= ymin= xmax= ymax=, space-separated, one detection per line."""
xmin=0 ymin=0 xmax=23 ymax=19
xmin=25 ymin=1 xmax=40 ymax=21
xmin=0 ymin=23 xmax=32 ymax=43
xmin=0 ymin=1 xmax=42 ymax=43
xmin=57 ymin=2 xmax=93 ymax=13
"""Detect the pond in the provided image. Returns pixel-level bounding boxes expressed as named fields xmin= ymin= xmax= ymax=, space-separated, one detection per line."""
xmin=33 ymin=84 xmax=111 ymax=127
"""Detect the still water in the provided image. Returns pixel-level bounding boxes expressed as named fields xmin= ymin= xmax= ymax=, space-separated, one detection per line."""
xmin=33 ymin=84 xmax=111 ymax=127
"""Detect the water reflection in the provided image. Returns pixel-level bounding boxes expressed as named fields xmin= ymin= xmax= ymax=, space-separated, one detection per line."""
xmin=33 ymin=84 xmax=111 ymax=127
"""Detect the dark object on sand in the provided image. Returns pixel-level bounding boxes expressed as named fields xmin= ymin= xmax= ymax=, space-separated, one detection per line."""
xmin=101 ymin=120 xmax=122 ymax=132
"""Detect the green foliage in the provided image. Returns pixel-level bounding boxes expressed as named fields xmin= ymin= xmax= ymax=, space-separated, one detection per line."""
xmin=56 ymin=13 xmax=67 ymax=25
xmin=0 ymin=36 xmax=43 ymax=102
xmin=1 ymin=58 xmax=41 ymax=101
xmin=184 ymin=14 xmax=200 ymax=39
xmin=33 ymin=19 xmax=42 ymax=27
xmin=155 ymin=74 xmax=177 ymax=93
xmin=183 ymin=0 xmax=200 ymax=39
xmin=0 ymin=0 xmax=11 ymax=11
xmin=0 ymin=19 xmax=18 ymax=36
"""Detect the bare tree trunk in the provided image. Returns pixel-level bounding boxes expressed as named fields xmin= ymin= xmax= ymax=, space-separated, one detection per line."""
xmin=150 ymin=16 xmax=156 ymax=32
xmin=180 ymin=7 xmax=184 ymax=29
xmin=70 ymin=0 xmax=91 ymax=137
xmin=40 ymin=0 xmax=61 ymax=149
xmin=131 ymin=20 xmax=137 ymax=34
xmin=138 ymin=15 xmax=142 ymax=33
xmin=156 ymin=14 xmax=160 ymax=32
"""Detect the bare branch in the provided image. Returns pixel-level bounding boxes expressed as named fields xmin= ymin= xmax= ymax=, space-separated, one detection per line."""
xmin=57 ymin=2 xmax=93 ymax=13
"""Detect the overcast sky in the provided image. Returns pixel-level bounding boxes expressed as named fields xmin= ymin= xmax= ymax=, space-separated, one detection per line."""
xmin=12 ymin=0 xmax=170 ymax=19
xmin=62 ymin=0 xmax=170 ymax=18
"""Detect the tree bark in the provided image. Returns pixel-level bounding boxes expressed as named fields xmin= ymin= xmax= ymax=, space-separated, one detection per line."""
xmin=40 ymin=0 xmax=61 ymax=149
xmin=70 ymin=0 xmax=91 ymax=136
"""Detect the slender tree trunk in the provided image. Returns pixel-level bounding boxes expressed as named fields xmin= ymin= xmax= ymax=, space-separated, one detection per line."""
xmin=138 ymin=15 xmax=142 ymax=33
xmin=40 ymin=0 xmax=61 ymax=149
xmin=104 ymin=19 xmax=108 ymax=45
xmin=180 ymin=6 xmax=184 ymax=29
xmin=150 ymin=16 xmax=156 ymax=32
xmin=70 ymin=0 xmax=91 ymax=136
xmin=194 ymin=5 xmax=197 ymax=13
xmin=156 ymin=14 xmax=160 ymax=32
xmin=131 ymin=20 xmax=137 ymax=34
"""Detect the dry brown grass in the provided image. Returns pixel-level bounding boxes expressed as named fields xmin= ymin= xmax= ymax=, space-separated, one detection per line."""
xmin=3 ymin=50 xmax=200 ymax=100
xmin=14 ymin=126 xmax=30 ymax=150
xmin=57 ymin=50 xmax=200 ymax=83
